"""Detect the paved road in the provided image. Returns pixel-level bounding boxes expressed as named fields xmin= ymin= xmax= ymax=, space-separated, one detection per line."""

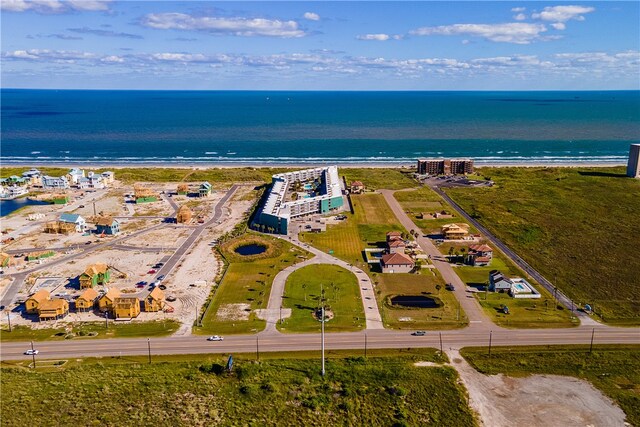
xmin=2 ymin=324 xmax=638 ymax=361
xmin=430 ymin=185 xmax=596 ymax=325
xmin=380 ymin=190 xmax=491 ymax=328
xmin=152 ymin=186 xmax=239 ymax=283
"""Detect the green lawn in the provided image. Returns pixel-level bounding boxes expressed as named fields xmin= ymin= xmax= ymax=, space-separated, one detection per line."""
xmin=278 ymin=264 xmax=365 ymax=333
xmin=461 ymin=345 xmax=640 ymax=426
xmin=194 ymin=233 xmax=308 ymax=335
xmin=0 ymin=320 xmax=179 ymax=342
xmin=445 ymin=167 xmax=640 ymax=325
xmin=342 ymin=168 xmax=418 ymax=190
xmin=372 ymin=270 xmax=468 ymax=329
xmin=0 ymin=349 xmax=476 ymax=427
xmin=300 ymin=193 xmax=406 ymax=266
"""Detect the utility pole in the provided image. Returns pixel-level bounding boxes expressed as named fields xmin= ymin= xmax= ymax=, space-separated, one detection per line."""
xmin=147 ymin=338 xmax=152 ymax=364
xmin=93 ymin=201 xmax=97 ymax=217
xmin=256 ymin=336 xmax=260 ymax=362
xmin=488 ymin=331 xmax=493 ymax=357
xmin=321 ymin=306 xmax=325 ymax=377
xmin=30 ymin=340 xmax=36 ymax=369
xmin=439 ymin=332 xmax=443 ymax=355
xmin=104 ymin=312 xmax=108 ymax=329
xmin=589 ymin=328 xmax=595 ymax=354
xmin=6 ymin=310 xmax=11 ymax=332
xmin=364 ymin=332 xmax=367 ymax=358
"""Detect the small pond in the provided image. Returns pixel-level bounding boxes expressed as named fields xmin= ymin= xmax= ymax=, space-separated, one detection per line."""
xmin=0 ymin=198 xmax=49 ymax=217
xmin=235 ymin=244 xmax=267 ymax=256
xmin=390 ymin=295 xmax=439 ymax=309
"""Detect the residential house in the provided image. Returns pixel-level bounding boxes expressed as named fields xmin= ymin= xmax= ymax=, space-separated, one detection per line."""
xmin=386 ymin=231 xmax=403 ymax=242
xmin=488 ymin=270 xmax=513 ymax=292
xmin=101 ymin=171 xmax=115 ymax=184
xmin=144 ymin=287 xmax=165 ymax=312
xmin=42 ymin=176 xmax=69 ymax=189
xmin=67 ymin=168 xmax=85 ymax=185
xmin=58 ymin=213 xmax=86 ymax=232
xmin=350 ymin=181 xmax=365 ymax=194
xmin=95 ymin=216 xmax=120 ymax=235
xmin=199 ymin=182 xmax=212 ymax=197
xmin=381 ymin=252 xmax=415 ymax=273
xmin=98 ymin=288 xmax=121 ymax=312
xmin=77 ymin=177 xmax=91 ymax=190
xmin=441 ymin=223 xmax=470 ymax=240
xmin=75 ymin=288 xmax=99 ymax=311
xmin=38 ymin=299 xmax=69 ymax=321
xmin=79 ymin=263 xmax=111 ymax=289
xmin=388 ymin=239 xmax=406 ymax=255
xmin=113 ymin=297 xmax=140 ymax=319
xmin=22 ymin=168 xmax=42 ymax=184
xmin=468 ymin=244 xmax=493 ymax=266
xmin=0 ymin=185 xmax=28 ymax=199
xmin=177 ymin=183 xmax=189 ymax=195
xmin=86 ymin=171 xmax=105 ymax=189
xmin=25 ymin=289 xmax=50 ymax=314
xmin=176 ymin=205 xmax=192 ymax=224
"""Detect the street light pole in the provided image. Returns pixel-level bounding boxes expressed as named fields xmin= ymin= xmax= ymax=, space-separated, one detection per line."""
xmin=30 ymin=340 xmax=36 ymax=369
xmin=147 ymin=338 xmax=151 ymax=364
xmin=321 ymin=306 xmax=325 ymax=377
xmin=6 ymin=310 xmax=11 ymax=332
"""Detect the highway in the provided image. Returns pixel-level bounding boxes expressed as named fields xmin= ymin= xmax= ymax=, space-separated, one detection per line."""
xmin=2 ymin=325 xmax=638 ymax=361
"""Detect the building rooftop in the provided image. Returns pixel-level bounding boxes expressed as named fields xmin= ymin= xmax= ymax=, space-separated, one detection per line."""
xmin=381 ymin=252 xmax=414 ymax=266
xmin=59 ymin=213 xmax=83 ymax=223
xmin=78 ymin=288 xmax=99 ymax=301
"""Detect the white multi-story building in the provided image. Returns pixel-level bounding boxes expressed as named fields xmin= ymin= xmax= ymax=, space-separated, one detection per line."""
xmin=627 ymin=144 xmax=640 ymax=178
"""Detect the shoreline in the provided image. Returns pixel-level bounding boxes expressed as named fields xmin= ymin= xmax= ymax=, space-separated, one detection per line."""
xmin=0 ymin=161 xmax=627 ymax=170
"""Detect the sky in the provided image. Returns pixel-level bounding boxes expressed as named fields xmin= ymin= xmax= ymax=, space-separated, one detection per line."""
xmin=1 ymin=0 xmax=639 ymax=90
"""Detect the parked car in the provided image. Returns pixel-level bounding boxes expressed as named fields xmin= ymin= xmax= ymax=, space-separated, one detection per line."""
xmin=78 ymin=205 xmax=85 ymax=208
xmin=445 ymin=284 xmax=455 ymax=291
xmin=207 ymin=335 xmax=224 ymax=341
xmin=148 ymin=269 xmax=157 ymax=274
xmin=157 ymin=275 xmax=165 ymax=281
xmin=24 ymin=349 xmax=39 ymax=355
xmin=411 ymin=331 xmax=426 ymax=336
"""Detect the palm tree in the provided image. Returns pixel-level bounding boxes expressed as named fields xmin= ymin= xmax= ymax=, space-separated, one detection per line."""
xmin=435 ymin=284 xmax=441 ymax=294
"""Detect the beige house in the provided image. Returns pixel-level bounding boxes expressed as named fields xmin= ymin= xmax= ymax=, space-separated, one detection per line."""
xmin=38 ymin=299 xmax=69 ymax=321
xmin=381 ymin=252 xmax=415 ymax=273
xmin=113 ymin=297 xmax=140 ymax=319
xmin=76 ymin=288 xmax=99 ymax=311
xmin=144 ymin=287 xmax=165 ymax=312
xmin=441 ymin=223 xmax=470 ymax=240
xmin=98 ymin=288 xmax=121 ymax=312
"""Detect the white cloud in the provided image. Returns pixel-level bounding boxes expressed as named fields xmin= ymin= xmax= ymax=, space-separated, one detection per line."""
xmin=532 ymin=5 xmax=595 ymax=23
xmin=140 ymin=12 xmax=306 ymax=38
xmin=410 ymin=23 xmax=548 ymax=44
xmin=511 ymin=7 xmax=526 ymax=13
xmin=513 ymin=13 xmax=527 ymax=21
xmin=356 ymin=33 xmax=390 ymax=41
xmin=1 ymin=0 xmax=111 ymax=13
xmin=551 ymin=22 xmax=566 ymax=30
xmin=3 ymin=49 xmax=96 ymax=61
xmin=303 ymin=12 xmax=320 ymax=21
xmin=100 ymin=55 xmax=124 ymax=63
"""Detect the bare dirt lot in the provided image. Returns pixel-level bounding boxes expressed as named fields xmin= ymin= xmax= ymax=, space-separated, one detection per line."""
xmin=447 ymin=349 xmax=627 ymax=427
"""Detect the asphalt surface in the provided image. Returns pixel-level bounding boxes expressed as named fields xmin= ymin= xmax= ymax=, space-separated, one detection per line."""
xmin=2 ymin=325 xmax=637 ymax=361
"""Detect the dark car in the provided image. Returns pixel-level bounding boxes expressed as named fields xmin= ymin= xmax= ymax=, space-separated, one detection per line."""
xmin=445 ymin=284 xmax=455 ymax=291
xmin=411 ymin=331 xmax=426 ymax=336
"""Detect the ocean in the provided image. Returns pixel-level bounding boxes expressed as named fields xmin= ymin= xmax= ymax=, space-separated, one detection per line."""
xmin=1 ymin=89 xmax=639 ymax=166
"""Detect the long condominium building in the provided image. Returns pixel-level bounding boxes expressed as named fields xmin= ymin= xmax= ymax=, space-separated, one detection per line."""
xmin=255 ymin=166 xmax=344 ymax=234
xmin=416 ymin=158 xmax=474 ymax=175
xmin=627 ymin=144 xmax=640 ymax=178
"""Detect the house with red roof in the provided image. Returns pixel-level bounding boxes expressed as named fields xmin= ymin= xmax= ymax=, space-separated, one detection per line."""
xmin=350 ymin=181 xmax=365 ymax=194
xmin=381 ymin=252 xmax=415 ymax=273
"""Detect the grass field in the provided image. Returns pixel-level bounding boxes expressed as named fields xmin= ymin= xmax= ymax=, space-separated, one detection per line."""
xmin=372 ymin=270 xmax=468 ymax=329
xmin=342 ymin=168 xmax=418 ymax=190
xmin=0 ymin=349 xmax=476 ymax=427
xmin=445 ymin=167 xmax=640 ymax=325
xmin=278 ymin=264 xmax=365 ymax=333
xmin=194 ymin=234 xmax=307 ymax=335
xmin=0 ymin=320 xmax=179 ymax=342
xmin=461 ymin=345 xmax=640 ymax=426
xmin=300 ymin=193 xmax=406 ymax=266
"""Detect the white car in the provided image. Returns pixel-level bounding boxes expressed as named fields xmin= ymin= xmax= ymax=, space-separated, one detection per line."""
xmin=24 ymin=349 xmax=39 ymax=355
xmin=207 ymin=335 xmax=224 ymax=341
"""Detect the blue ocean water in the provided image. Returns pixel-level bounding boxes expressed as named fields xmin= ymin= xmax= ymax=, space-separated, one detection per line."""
xmin=1 ymin=89 xmax=639 ymax=165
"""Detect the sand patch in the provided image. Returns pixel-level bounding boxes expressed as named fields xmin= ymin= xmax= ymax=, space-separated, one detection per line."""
xmin=216 ymin=303 xmax=251 ymax=321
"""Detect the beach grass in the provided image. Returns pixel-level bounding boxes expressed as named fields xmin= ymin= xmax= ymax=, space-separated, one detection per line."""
xmin=342 ymin=168 xmax=418 ymax=190
xmin=0 ymin=348 xmax=477 ymax=427
xmin=278 ymin=264 xmax=365 ymax=333
xmin=372 ymin=270 xmax=468 ymax=329
xmin=461 ymin=344 xmax=640 ymax=426
xmin=194 ymin=234 xmax=307 ymax=335
xmin=444 ymin=166 xmax=640 ymax=325
xmin=0 ymin=320 xmax=180 ymax=342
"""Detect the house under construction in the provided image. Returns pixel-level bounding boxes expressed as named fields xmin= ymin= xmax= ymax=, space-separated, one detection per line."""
xmin=176 ymin=205 xmax=192 ymax=223
xmin=134 ymin=184 xmax=158 ymax=203
xmin=177 ymin=183 xmax=189 ymax=195
xmin=44 ymin=221 xmax=76 ymax=234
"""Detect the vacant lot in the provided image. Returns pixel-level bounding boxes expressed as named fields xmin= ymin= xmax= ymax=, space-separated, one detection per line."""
xmin=373 ymin=270 xmax=467 ymax=329
xmin=195 ymin=234 xmax=307 ymax=335
xmin=300 ymin=193 xmax=405 ymax=266
xmin=0 ymin=349 xmax=476 ymax=427
xmin=279 ymin=264 xmax=365 ymax=333
xmin=461 ymin=345 xmax=640 ymax=427
xmin=1 ymin=321 xmax=179 ymax=342
xmin=342 ymin=168 xmax=417 ymax=190
xmin=445 ymin=167 xmax=640 ymax=325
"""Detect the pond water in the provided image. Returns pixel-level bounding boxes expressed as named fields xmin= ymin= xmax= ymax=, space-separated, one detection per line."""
xmin=0 ymin=198 xmax=49 ymax=217
xmin=390 ymin=295 xmax=439 ymax=308
xmin=235 ymin=244 xmax=267 ymax=256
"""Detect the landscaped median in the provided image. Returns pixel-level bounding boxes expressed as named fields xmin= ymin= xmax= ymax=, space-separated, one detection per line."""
xmin=277 ymin=264 xmax=365 ymax=333
xmin=194 ymin=233 xmax=308 ymax=335
xmin=0 ymin=348 xmax=476 ymax=427
xmin=0 ymin=320 xmax=180 ymax=342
